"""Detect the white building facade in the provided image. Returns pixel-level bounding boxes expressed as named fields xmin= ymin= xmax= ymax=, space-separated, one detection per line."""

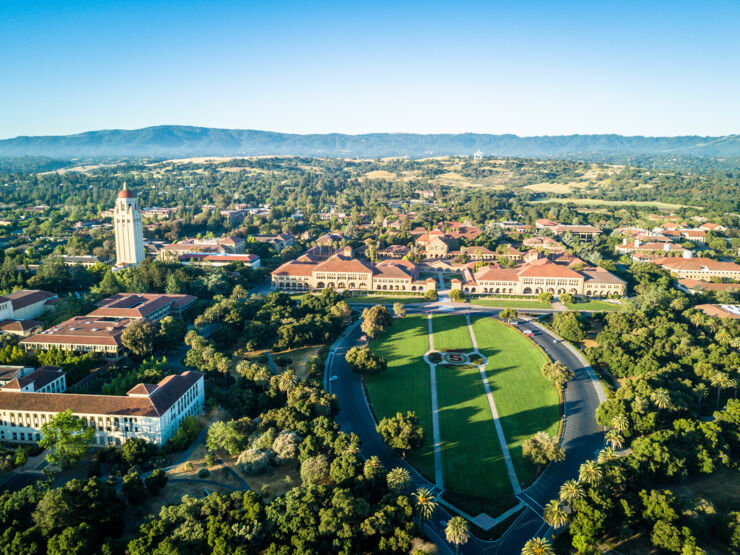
xmin=0 ymin=371 xmax=204 ymax=447
xmin=114 ymin=184 xmax=146 ymax=266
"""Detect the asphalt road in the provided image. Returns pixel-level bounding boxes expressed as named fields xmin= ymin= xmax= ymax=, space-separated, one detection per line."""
xmin=327 ymin=306 xmax=605 ymax=554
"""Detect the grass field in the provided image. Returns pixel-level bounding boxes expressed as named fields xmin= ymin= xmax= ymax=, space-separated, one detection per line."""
xmin=346 ymin=295 xmax=426 ymax=304
xmin=529 ymin=197 xmax=692 ymax=209
xmin=565 ymin=300 xmax=626 ymax=312
xmin=432 ymin=314 xmax=474 ymax=352
xmin=366 ymin=315 xmax=435 ymax=478
xmin=471 ymin=316 xmax=559 ymax=483
xmin=437 ymin=363 xmax=513 ymax=499
xmin=471 ymin=298 xmax=552 ymax=309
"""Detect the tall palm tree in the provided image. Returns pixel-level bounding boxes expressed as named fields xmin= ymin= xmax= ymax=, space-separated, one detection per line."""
xmin=597 ymin=447 xmax=617 ymax=463
xmin=278 ymin=369 xmax=298 ymax=393
xmin=254 ymin=367 xmax=271 ymax=391
xmin=543 ymin=499 xmax=568 ymax=529
xmin=710 ymin=372 xmax=729 ymax=410
xmin=578 ymin=460 xmax=602 ymax=485
xmin=694 ymin=383 xmax=709 ymax=416
xmin=386 ymin=467 xmax=411 ymax=493
xmin=445 ymin=516 xmax=469 ymax=555
xmin=559 ymin=479 xmax=584 ymax=504
xmin=413 ymin=488 xmax=438 ymax=528
xmin=651 ymin=388 xmax=671 ymax=414
xmin=605 ymin=429 xmax=623 ymax=450
xmin=522 ymin=537 xmax=555 ymax=555
xmin=611 ymin=414 xmax=629 ymax=433
xmin=315 ymin=396 xmax=333 ymax=416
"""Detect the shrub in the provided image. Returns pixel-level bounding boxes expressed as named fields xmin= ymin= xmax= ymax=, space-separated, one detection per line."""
xmin=424 ymin=290 xmax=438 ymax=301
xmin=204 ymin=453 xmax=216 ymax=467
xmin=237 ymin=448 xmax=272 ymax=475
xmin=271 ymin=430 xmax=302 ymax=463
xmin=449 ymin=289 xmax=465 ymax=303
xmin=198 ymin=468 xmax=209 ymax=478
xmin=162 ymin=416 xmax=200 ymax=453
xmin=300 ymin=454 xmax=330 ymax=484
xmin=428 ymin=352 xmax=442 ymax=363
xmin=145 ymin=468 xmax=168 ymax=495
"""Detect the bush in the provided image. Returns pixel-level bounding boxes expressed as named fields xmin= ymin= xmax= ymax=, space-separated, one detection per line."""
xmin=237 ymin=448 xmax=272 ymax=475
xmin=122 ymin=471 xmax=148 ymax=506
xmin=469 ymin=355 xmax=485 ymax=366
xmin=449 ymin=289 xmax=466 ymax=303
xmin=345 ymin=346 xmax=387 ymax=376
xmin=428 ymin=352 xmax=442 ymax=363
xmin=560 ymin=292 xmax=575 ymax=305
xmin=204 ymin=453 xmax=216 ymax=467
xmin=162 ymin=416 xmax=200 ymax=453
xmin=271 ymin=430 xmax=302 ymax=463
xmin=300 ymin=454 xmax=330 ymax=484
xmin=145 ymin=468 xmax=168 ymax=495
xmin=197 ymin=468 xmax=209 ymax=478
xmin=424 ymin=290 xmax=438 ymax=301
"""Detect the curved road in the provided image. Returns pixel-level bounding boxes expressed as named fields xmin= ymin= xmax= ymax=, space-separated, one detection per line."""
xmin=327 ymin=304 xmax=605 ymax=554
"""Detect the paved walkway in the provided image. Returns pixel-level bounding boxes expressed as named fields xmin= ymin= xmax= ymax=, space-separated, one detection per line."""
xmin=426 ymin=313 xmax=444 ymax=490
xmin=465 ymin=314 xmax=521 ymax=495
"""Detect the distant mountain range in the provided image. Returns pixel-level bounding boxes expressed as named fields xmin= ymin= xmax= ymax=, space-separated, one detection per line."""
xmin=1 ymin=125 xmax=739 ymax=160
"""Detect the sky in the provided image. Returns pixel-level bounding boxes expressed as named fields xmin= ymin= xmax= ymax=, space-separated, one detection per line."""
xmin=1 ymin=0 xmax=739 ymax=139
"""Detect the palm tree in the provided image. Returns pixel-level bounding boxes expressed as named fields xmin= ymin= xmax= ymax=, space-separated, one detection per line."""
xmin=578 ymin=460 xmax=602 ymax=485
xmin=605 ymin=429 xmax=623 ymax=450
xmin=445 ymin=516 xmax=469 ymax=554
xmin=543 ymin=499 xmax=568 ymax=530
xmin=413 ymin=488 xmax=437 ymax=528
xmin=386 ymin=467 xmax=411 ymax=493
xmin=694 ymin=383 xmax=709 ymax=416
xmin=278 ymin=369 xmax=298 ymax=393
xmin=559 ymin=479 xmax=584 ymax=504
xmin=315 ymin=396 xmax=333 ymax=416
xmin=611 ymin=413 xmax=629 ymax=433
xmin=597 ymin=447 xmax=617 ymax=463
xmin=710 ymin=372 xmax=730 ymax=410
xmin=254 ymin=367 xmax=271 ymax=391
xmin=651 ymin=388 xmax=671 ymax=414
xmin=522 ymin=537 xmax=555 ymax=555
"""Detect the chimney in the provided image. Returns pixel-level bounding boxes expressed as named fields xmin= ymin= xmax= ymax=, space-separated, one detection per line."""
xmin=683 ymin=250 xmax=693 ymax=259
xmin=622 ymin=238 xmax=628 ymax=245
xmin=343 ymin=245 xmax=354 ymax=258
xmin=663 ymin=243 xmax=670 ymax=251
xmin=634 ymin=239 xmax=640 ymax=248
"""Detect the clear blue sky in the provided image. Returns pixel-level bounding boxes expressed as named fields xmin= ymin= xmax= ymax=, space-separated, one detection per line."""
xmin=2 ymin=0 xmax=739 ymax=139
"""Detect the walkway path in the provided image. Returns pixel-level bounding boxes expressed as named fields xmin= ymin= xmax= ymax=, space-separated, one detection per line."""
xmin=426 ymin=314 xmax=444 ymax=489
xmin=465 ymin=313 xmax=521 ymax=495
xmin=331 ymin=305 xmax=606 ymax=554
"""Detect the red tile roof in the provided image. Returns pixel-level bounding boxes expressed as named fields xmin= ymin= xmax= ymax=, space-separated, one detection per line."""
xmin=3 ymin=290 xmax=57 ymax=311
xmin=653 ymin=257 xmax=740 ymax=272
xmin=0 ymin=371 xmax=202 ymax=417
xmin=313 ymin=256 xmax=373 ymax=274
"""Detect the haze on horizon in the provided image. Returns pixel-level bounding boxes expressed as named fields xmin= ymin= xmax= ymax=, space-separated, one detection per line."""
xmin=2 ymin=0 xmax=739 ymax=140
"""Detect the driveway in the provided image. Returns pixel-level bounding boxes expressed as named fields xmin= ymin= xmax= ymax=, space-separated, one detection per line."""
xmin=327 ymin=305 xmax=605 ymax=554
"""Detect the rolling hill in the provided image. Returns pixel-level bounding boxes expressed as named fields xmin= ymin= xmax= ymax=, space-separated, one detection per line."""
xmin=1 ymin=126 xmax=740 ymax=160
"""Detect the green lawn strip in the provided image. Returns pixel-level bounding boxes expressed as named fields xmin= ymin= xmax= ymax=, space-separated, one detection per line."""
xmin=432 ymin=314 xmax=474 ymax=352
xmin=470 ymin=299 xmax=552 ymax=309
xmin=346 ymin=295 xmax=426 ymax=304
xmin=436 ymin=364 xmax=513 ymax=499
xmin=471 ymin=316 xmax=559 ymax=484
xmin=565 ymin=301 xmax=626 ymax=312
xmin=366 ymin=314 xmax=435 ymax=478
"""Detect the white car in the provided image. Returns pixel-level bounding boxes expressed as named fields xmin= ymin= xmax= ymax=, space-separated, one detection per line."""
xmin=523 ymin=329 xmax=535 ymax=337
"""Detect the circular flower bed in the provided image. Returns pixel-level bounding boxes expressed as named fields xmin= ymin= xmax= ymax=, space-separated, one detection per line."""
xmin=442 ymin=352 xmax=469 ymax=365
